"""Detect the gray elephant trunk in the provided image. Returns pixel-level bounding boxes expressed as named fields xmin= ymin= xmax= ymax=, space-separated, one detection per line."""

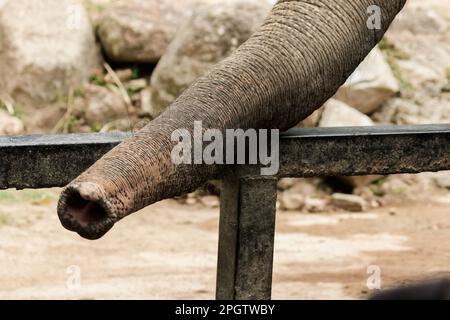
xmin=58 ymin=0 xmax=407 ymax=239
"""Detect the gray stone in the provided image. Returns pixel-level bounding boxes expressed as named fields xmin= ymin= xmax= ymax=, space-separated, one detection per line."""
xmin=304 ymin=197 xmax=327 ymax=213
xmin=97 ymin=0 xmax=198 ymax=63
xmin=384 ymin=2 xmax=450 ymax=96
xmin=335 ymin=47 xmax=399 ymax=114
xmin=330 ymin=193 xmax=366 ymax=212
xmin=0 ymin=0 xmax=101 ymax=109
xmin=126 ymin=79 xmax=147 ymax=92
xmin=149 ymin=0 xmax=273 ymax=117
xmin=319 ymin=99 xmax=374 ymax=127
xmin=279 ymin=191 xmax=304 ymax=211
xmin=83 ymin=84 xmax=129 ymax=126
xmin=200 ymin=195 xmax=220 ymax=208
xmin=297 ymin=108 xmax=323 ymax=128
xmin=373 ymin=98 xmax=450 ymax=125
xmin=278 ymin=178 xmax=300 ymax=191
xmin=433 ymin=172 xmax=450 ymax=189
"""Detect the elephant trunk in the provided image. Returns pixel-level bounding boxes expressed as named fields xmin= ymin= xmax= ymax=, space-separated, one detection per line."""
xmin=58 ymin=0 xmax=407 ymax=240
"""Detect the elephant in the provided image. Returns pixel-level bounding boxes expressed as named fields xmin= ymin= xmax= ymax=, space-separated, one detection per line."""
xmin=57 ymin=0 xmax=407 ymax=240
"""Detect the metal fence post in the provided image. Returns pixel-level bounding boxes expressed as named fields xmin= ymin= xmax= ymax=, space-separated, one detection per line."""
xmin=216 ymin=173 xmax=278 ymax=300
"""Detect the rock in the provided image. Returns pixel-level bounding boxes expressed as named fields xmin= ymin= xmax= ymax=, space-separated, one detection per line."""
xmin=99 ymin=118 xmax=135 ymax=132
xmin=97 ymin=0 xmax=198 ymax=63
xmin=83 ymin=84 xmax=129 ymax=126
xmin=417 ymin=171 xmax=450 ymax=190
xmin=126 ymin=79 xmax=147 ymax=92
xmin=334 ymin=47 xmax=399 ymax=114
xmin=379 ymin=176 xmax=410 ymax=197
xmin=23 ymin=105 xmax=66 ymax=133
xmin=297 ymin=108 xmax=323 ymax=128
xmin=289 ymin=180 xmax=319 ymax=196
xmin=200 ymin=195 xmax=220 ymax=208
xmin=140 ymin=88 xmax=152 ymax=115
xmin=278 ymin=178 xmax=319 ymax=194
xmin=330 ymin=193 xmax=366 ymax=212
xmin=82 ymin=0 xmax=113 ymax=24
xmin=373 ymin=98 xmax=450 ymax=125
xmin=397 ymin=59 xmax=447 ymax=96
xmin=383 ymin=2 xmax=450 ymax=96
xmin=185 ymin=197 xmax=197 ymax=205
xmin=279 ymin=191 xmax=304 ymax=211
xmin=0 ymin=110 xmax=24 ymax=135
xmin=278 ymin=178 xmax=301 ymax=191
xmin=319 ymin=99 xmax=375 ymax=127
xmin=278 ymin=179 xmax=322 ymax=211
xmin=433 ymin=172 xmax=450 ymax=189
xmin=0 ymin=0 xmax=101 ymax=108
xmin=304 ymin=197 xmax=327 ymax=213
xmin=149 ymin=0 xmax=273 ymax=117
xmin=130 ymin=93 xmax=141 ymax=104
xmin=388 ymin=4 xmax=448 ymax=35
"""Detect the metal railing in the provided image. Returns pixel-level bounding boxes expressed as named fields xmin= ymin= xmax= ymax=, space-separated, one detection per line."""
xmin=1 ymin=124 xmax=449 ymax=299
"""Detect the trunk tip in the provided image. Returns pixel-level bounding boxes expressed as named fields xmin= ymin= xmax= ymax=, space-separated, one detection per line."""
xmin=57 ymin=182 xmax=116 ymax=240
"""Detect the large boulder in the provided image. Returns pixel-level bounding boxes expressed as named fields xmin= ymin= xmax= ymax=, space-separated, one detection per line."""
xmin=319 ymin=99 xmax=374 ymax=127
xmin=383 ymin=1 xmax=450 ymax=96
xmin=0 ymin=0 xmax=101 ymax=108
xmin=334 ymin=47 xmax=400 ymax=114
xmin=297 ymin=108 xmax=323 ymax=128
xmin=373 ymin=97 xmax=450 ymax=125
xmin=149 ymin=0 xmax=273 ymax=117
xmin=97 ymin=0 xmax=199 ymax=63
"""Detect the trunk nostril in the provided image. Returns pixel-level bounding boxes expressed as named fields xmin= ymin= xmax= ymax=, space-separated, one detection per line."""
xmin=58 ymin=184 xmax=116 ymax=240
xmin=65 ymin=192 xmax=108 ymax=227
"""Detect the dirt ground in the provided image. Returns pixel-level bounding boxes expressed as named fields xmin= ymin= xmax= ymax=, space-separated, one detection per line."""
xmin=0 ymin=188 xmax=449 ymax=300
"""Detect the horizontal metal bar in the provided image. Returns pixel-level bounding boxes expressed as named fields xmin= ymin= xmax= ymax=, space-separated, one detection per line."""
xmin=259 ymin=123 xmax=450 ymax=178
xmin=0 ymin=124 xmax=449 ymax=189
xmin=281 ymin=123 xmax=450 ymax=138
xmin=0 ymin=132 xmax=130 ymax=189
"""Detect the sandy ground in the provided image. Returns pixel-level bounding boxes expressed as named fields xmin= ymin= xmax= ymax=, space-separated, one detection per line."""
xmin=0 ymin=188 xmax=449 ymax=300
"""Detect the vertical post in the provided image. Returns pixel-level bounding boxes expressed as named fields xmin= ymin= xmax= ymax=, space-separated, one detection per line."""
xmin=216 ymin=174 xmax=278 ymax=300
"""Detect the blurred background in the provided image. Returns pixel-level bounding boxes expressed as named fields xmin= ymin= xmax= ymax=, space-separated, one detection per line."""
xmin=0 ymin=0 xmax=449 ymax=299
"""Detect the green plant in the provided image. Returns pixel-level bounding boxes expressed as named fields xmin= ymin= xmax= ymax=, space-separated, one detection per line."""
xmin=369 ymin=185 xmax=385 ymax=197
xmin=379 ymin=38 xmax=410 ymax=60
xmin=90 ymin=122 xmax=103 ymax=132
xmin=391 ymin=187 xmax=406 ymax=195
xmin=74 ymin=87 xmax=85 ymax=98
xmin=131 ymin=65 xmax=140 ymax=80
xmin=90 ymin=73 xmax=107 ymax=86
xmin=66 ymin=116 xmax=80 ymax=133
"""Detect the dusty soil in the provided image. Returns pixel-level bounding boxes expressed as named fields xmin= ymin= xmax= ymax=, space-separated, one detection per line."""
xmin=0 ymin=188 xmax=449 ymax=300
